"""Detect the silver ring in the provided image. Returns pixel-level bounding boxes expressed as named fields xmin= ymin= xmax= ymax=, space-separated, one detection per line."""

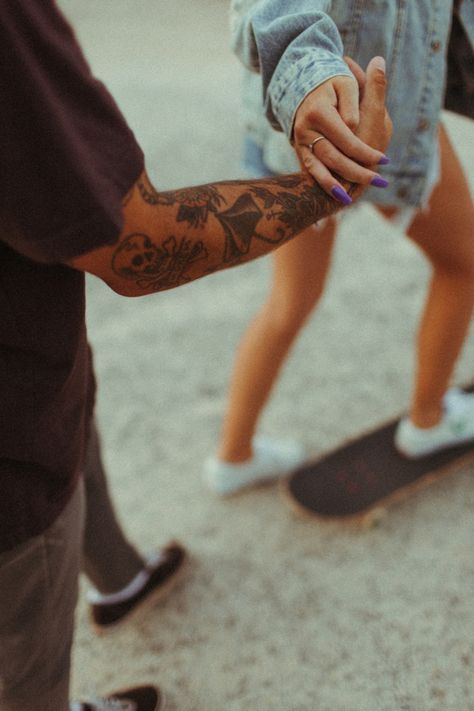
xmin=308 ymin=136 xmax=327 ymax=153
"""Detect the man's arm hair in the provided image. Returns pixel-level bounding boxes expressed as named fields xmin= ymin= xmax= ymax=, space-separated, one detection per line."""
xmin=68 ymin=170 xmax=356 ymax=297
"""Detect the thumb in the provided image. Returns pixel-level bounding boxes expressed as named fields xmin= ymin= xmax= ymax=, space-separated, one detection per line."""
xmin=357 ymin=56 xmax=392 ymax=155
xmin=362 ymin=56 xmax=387 ymax=108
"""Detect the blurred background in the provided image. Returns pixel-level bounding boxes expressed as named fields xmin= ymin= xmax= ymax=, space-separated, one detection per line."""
xmin=59 ymin=2 xmax=474 ymax=709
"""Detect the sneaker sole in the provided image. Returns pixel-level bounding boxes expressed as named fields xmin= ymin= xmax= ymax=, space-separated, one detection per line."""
xmin=205 ymin=455 xmax=307 ymax=497
xmin=205 ymin=471 xmax=286 ymax=497
xmin=395 ymin=431 xmax=474 ymax=460
xmin=104 ymin=688 xmax=167 ymax=711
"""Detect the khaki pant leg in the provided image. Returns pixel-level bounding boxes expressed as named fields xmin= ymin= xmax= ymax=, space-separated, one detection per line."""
xmin=0 ymin=481 xmax=84 ymax=711
xmin=82 ymin=420 xmax=143 ymax=593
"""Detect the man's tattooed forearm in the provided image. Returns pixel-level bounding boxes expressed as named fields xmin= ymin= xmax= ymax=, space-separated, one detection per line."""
xmin=124 ymin=173 xmax=345 ymax=288
xmin=112 ymin=232 xmax=208 ymax=290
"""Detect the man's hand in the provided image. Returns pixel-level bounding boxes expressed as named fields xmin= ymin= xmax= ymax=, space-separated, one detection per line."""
xmin=355 ymin=57 xmax=392 ymax=155
xmin=294 ymin=56 xmax=392 ymax=202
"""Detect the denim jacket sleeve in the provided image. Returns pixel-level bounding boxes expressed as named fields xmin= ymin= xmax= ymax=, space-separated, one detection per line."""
xmin=230 ymin=0 xmax=353 ymax=137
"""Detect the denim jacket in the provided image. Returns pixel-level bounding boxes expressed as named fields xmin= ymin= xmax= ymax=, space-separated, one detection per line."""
xmin=231 ymin=0 xmax=474 ymax=207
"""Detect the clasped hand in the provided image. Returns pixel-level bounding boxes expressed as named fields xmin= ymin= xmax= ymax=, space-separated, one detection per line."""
xmin=293 ymin=56 xmax=393 ymax=203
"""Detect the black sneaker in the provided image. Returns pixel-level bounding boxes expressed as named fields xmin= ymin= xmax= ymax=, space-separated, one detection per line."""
xmin=89 ymin=541 xmax=187 ymax=632
xmin=77 ymin=683 xmax=164 ymax=710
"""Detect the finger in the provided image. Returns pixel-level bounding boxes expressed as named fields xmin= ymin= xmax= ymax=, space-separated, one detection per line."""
xmin=343 ymin=56 xmax=366 ymax=95
xmin=301 ymin=149 xmax=352 ymax=205
xmin=356 ymin=57 xmax=393 ymax=154
xmin=333 ymin=76 xmax=360 ymax=131
xmin=309 ymin=139 xmax=389 ymax=187
xmin=300 ymin=110 xmax=386 ymax=166
xmin=362 ymin=56 xmax=387 ymax=110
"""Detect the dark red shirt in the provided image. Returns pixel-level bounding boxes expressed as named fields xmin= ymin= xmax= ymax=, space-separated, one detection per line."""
xmin=0 ymin=0 xmax=144 ymax=550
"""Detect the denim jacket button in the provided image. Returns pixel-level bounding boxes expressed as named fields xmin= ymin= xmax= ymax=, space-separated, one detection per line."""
xmin=417 ymin=118 xmax=430 ymax=131
xmin=397 ymin=187 xmax=409 ymax=199
xmin=431 ymin=40 xmax=442 ymax=52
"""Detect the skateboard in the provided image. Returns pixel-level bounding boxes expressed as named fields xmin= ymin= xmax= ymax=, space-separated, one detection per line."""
xmin=282 ymin=392 xmax=474 ymax=528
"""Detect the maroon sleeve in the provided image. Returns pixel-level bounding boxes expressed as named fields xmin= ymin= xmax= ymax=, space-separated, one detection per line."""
xmin=0 ymin=0 xmax=145 ymax=263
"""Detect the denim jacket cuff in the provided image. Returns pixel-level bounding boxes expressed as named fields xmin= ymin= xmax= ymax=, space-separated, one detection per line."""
xmin=268 ymin=53 xmax=352 ymax=138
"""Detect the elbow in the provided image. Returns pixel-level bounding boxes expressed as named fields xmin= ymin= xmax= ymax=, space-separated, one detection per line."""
xmin=99 ymin=275 xmax=140 ymax=298
xmin=103 ymin=276 xmax=172 ymax=298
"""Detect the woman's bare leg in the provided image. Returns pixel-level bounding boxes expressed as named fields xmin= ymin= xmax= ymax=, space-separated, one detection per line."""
xmin=403 ymin=124 xmax=474 ymax=427
xmin=217 ymin=218 xmax=337 ymax=463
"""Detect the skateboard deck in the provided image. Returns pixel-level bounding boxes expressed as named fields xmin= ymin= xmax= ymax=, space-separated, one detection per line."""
xmin=282 ymin=392 xmax=474 ymax=527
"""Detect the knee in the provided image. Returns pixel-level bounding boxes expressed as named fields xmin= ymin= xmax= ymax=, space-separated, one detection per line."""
xmin=431 ymin=249 xmax=474 ymax=283
xmin=457 ymin=258 xmax=474 ymax=285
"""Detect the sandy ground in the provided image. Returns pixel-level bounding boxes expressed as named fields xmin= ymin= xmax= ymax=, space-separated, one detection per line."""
xmin=59 ymin=1 xmax=474 ymax=709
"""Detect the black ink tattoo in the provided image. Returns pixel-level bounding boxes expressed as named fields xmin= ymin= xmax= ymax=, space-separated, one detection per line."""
xmin=112 ymin=232 xmax=208 ymax=290
xmin=138 ymin=173 xmax=225 ymax=228
xmin=212 ymin=177 xmax=338 ymax=263
xmin=124 ymin=172 xmax=348 ymax=291
xmin=248 ymin=180 xmax=335 ymax=238
xmin=173 ymin=185 xmax=226 ymax=228
xmin=215 ymin=193 xmax=263 ymax=262
xmin=137 ymin=174 xmax=161 ymax=205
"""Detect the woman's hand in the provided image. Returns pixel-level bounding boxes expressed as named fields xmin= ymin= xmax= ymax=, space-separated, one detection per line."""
xmin=293 ymin=56 xmax=392 ymax=203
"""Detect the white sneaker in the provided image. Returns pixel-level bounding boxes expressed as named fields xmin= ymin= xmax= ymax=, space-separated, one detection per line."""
xmin=395 ymin=387 xmax=474 ymax=459
xmin=203 ymin=435 xmax=306 ymax=496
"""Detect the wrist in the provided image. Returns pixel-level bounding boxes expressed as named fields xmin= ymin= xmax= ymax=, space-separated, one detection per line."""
xmin=270 ymin=56 xmax=353 ymax=138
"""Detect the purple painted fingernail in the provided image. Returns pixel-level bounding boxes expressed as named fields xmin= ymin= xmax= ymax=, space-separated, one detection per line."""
xmin=371 ymin=175 xmax=390 ymax=188
xmin=331 ymin=186 xmax=352 ymax=205
xmin=378 ymin=155 xmax=390 ymax=165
